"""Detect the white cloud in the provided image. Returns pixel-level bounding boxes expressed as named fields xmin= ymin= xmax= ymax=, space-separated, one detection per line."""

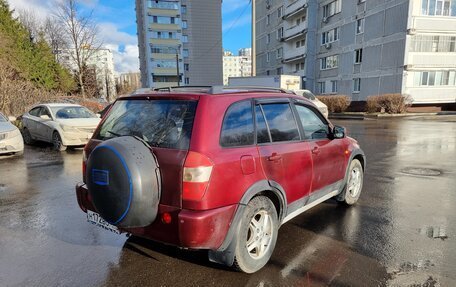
xmin=7 ymin=0 xmax=139 ymax=74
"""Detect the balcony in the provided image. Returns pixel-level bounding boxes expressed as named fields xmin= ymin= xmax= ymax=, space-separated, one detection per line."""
xmin=283 ymin=21 xmax=307 ymax=41
xmin=411 ymin=16 xmax=456 ymax=32
xmin=153 ymin=67 xmax=178 ymax=76
xmin=284 ymin=0 xmax=307 ymax=19
xmin=407 ymin=52 xmax=456 ymax=68
xmin=283 ymin=47 xmax=306 ymax=63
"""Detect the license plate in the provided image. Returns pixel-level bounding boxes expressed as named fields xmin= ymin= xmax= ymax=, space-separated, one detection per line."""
xmin=87 ymin=210 xmax=120 ymax=234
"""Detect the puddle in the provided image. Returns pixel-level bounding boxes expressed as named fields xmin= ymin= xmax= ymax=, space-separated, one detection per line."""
xmin=401 ymin=168 xmax=442 ymax=177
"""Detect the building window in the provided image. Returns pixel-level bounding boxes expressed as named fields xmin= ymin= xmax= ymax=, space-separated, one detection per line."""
xmin=185 ymin=77 xmax=190 ymax=84
xmin=422 ymin=0 xmax=456 ymax=16
xmin=154 ymin=60 xmax=177 ymax=68
xmin=277 ymin=48 xmax=283 ymax=59
xmin=320 ymin=55 xmax=339 ymax=70
xmin=184 ymin=64 xmax=189 ymax=71
xmin=267 ymin=34 xmax=271 ymax=44
xmin=182 ymin=21 xmax=188 ymax=29
xmin=416 ymin=71 xmax=456 ymax=86
xmin=277 ymin=27 xmax=284 ymax=39
xmin=183 ymin=49 xmax=189 ymax=57
xmin=277 ymin=67 xmax=283 ymax=75
xmin=152 ymin=31 xmax=177 ymax=39
xmin=296 ymin=38 xmax=305 ymax=48
xmin=353 ymin=78 xmax=361 ymax=92
xmin=277 ymin=6 xmax=283 ymax=18
xmin=411 ymin=35 xmax=456 ymax=52
xmin=266 ymin=52 xmax=270 ymax=62
xmin=267 ymin=14 xmax=270 ymax=25
xmin=321 ymin=27 xmax=339 ymax=45
xmin=181 ymin=5 xmax=187 ymax=14
xmin=318 ymin=82 xmax=326 ymax=94
xmin=148 ymin=0 xmax=179 ymax=9
xmin=355 ymin=48 xmax=363 ymax=63
xmin=152 ymin=16 xmax=179 ymax=24
xmin=182 ymin=35 xmax=188 ymax=43
xmin=356 ymin=18 xmax=365 ymax=34
xmin=330 ymin=80 xmax=338 ymax=93
xmin=323 ymin=0 xmax=342 ymax=18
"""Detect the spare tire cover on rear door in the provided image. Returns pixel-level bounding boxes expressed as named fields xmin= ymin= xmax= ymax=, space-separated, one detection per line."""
xmin=86 ymin=136 xmax=161 ymax=228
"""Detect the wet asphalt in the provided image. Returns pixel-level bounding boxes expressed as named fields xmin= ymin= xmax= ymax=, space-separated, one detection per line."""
xmin=0 ymin=117 xmax=455 ymax=287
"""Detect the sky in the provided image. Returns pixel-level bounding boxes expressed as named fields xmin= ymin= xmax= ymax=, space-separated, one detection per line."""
xmin=7 ymin=0 xmax=252 ymax=74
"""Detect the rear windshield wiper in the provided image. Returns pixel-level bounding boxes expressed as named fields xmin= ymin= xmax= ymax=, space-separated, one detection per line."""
xmin=106 ymin=130 xmax=153 ymax=149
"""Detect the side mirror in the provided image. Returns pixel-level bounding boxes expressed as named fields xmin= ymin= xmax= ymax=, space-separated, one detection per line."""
xmin=8 ymin=116 xmax=16 ymax=122
xmin=40 ymin=115 xmax=51 ymax=121
xmin=332 ymin=125 xmax=346 ymax=139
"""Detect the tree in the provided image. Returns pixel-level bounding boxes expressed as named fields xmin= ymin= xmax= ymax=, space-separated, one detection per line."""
xmin=55 ymin=0 xmax=101 ymax=98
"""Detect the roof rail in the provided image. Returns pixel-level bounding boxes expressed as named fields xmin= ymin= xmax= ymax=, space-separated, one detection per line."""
xmin=153 ymin=86 xmax=212 ymax=92
xmin=223 ymin=86 xmax=295 ymax=94
xmin=152 ymin=85 xmax=296 ymax=95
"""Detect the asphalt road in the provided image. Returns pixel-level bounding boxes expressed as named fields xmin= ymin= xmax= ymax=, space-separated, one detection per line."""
xmin=0 ymin=117 xmax=455 ymax=287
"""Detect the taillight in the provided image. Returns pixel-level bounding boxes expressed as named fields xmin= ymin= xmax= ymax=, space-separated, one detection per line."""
xmin=182 ymin=151 xmax=213 ymax=201
xmin=82 ymin=149 xmax=88 ymax=183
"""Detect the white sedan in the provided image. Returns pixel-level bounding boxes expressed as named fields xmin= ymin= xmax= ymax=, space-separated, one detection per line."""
xmin=0 ymin=112 xmax=24 ymax=156
xmin=22 ymin=104 xmax=101 ymax=151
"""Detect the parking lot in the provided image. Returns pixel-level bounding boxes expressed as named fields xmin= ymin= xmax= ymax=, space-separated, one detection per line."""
xmin=0 ymin=117 xmax=455 ymax=287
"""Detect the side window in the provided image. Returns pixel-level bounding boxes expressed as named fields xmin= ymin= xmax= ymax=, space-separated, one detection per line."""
xmin=261 ymin=103 xmax=300 ymax=142
xmin=295 ymin=105 xmax=329 ymax=140
xmin=29 ymin=107 xmax=41 ymax=117
xmin=220 ymin=101 xmax=254 ymax=147
xmin=255 ymin=105 xmax=270 ymax=144
xmin=39 ymin=107 xmax=52 ymax=118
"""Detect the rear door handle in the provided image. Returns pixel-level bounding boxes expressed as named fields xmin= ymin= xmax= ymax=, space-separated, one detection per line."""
xmin=267 ymin=153 xmax=282 ymax=161
xmin=312 ymin=147 xmax=320 ymax=155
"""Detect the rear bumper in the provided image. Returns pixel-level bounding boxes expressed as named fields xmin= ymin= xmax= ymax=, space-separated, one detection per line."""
xmin=75 ymin=183 xmax=237 ymax=250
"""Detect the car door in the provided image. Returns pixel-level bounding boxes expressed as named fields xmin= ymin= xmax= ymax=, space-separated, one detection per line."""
xmin=24 ymin=107 xmax=43 ymax=139
xmin=36 ymin=106 xmax=55 ymax=142
xmin=255 ymin=99 xmax=313 ymax=205
xmin=294 ymin=102 xmax=346 ymax=193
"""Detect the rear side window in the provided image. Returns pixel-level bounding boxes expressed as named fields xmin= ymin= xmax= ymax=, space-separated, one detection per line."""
xmin=29 ymin=107 xmax=41 ymax=117
xmin=97 ymin=99 xmax=197 ymax=150
xmin=261 ymin=103 xmax=300 ymax=142
xmin=220 ymin=101 xmax=254 ymax=147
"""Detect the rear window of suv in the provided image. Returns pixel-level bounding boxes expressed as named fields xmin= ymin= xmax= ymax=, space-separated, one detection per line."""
xmin=96 ymin=99 xmax=197 ymax=150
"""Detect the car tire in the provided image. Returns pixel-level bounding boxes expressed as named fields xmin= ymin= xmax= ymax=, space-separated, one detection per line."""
xmin=22 ymin=128 xmax=34 ymax=145
xmin=233 ymin=196 xmax=278 ymax=273
xmin=52 ymin=131 xmax=67 ymax=151
xmin=337 ymin=159 xmax=363 ymax=206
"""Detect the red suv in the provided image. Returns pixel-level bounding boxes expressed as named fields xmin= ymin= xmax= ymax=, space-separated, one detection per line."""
xmin=76 ymin=87 xmax=365 ymax=273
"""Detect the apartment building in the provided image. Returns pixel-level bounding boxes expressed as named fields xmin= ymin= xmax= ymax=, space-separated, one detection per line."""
xmin=135 ymin=0 xmax=223 ymax=89
xmin=59 ymin=48 xmax=117 ymax=101
xmin=223 ymin=49 xmax=252 ymax=85
xmin=255 ymin=0 xmax=456 ymax=105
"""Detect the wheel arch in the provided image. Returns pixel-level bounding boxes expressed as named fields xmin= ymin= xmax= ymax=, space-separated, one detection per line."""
xmin=208 ymin=180 xmax=287 ymax=266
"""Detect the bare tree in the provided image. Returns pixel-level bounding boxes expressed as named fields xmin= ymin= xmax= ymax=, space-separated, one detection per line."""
xmin=55 ymin=0 xmax=101 ymax=98
xmin=43 ymin=17 xmax=67 ymax=60
xmin=17 ymin=9 xmax=41 ymax=42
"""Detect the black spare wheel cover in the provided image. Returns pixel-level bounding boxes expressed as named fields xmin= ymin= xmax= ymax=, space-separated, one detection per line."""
xmin=86 ymin=136 xmax=161 ymax=228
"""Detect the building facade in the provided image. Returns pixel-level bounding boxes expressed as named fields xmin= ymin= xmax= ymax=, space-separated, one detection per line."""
xmin=223 ymin=49 xmax=252 ymax=85
xmin=255 ymin=0 xmax=456 ymax=104
xmin=59 ymin=48 xmax=117 ymax=101
xmin=135 ymin=0 xmax=223 ymax=89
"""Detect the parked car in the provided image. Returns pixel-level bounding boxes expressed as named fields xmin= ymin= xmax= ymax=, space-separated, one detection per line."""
xmin=22 ymin=104 xmax=101 ymax=151
xmin=0 ymin=112 xmax=24 ymax=156
xmin=76 ymin=87 xmax=365 ymax=273
xmin=294 ymin=90 xmax=329 ymax=118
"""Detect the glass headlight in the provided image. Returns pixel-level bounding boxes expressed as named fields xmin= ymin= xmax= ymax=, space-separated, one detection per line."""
xmin=61 ymin=125 xmax=79 ymax=133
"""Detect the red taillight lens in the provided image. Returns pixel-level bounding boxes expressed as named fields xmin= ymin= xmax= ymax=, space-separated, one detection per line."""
xmin=182 ymin=151 xmax=213 ymax=201
xmin=82 ymin=149 xmax=88 ymax=183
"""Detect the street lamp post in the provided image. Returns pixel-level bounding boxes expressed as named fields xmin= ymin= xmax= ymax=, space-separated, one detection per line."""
xmin=251 ymin=0 xmax=256 ymax=76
